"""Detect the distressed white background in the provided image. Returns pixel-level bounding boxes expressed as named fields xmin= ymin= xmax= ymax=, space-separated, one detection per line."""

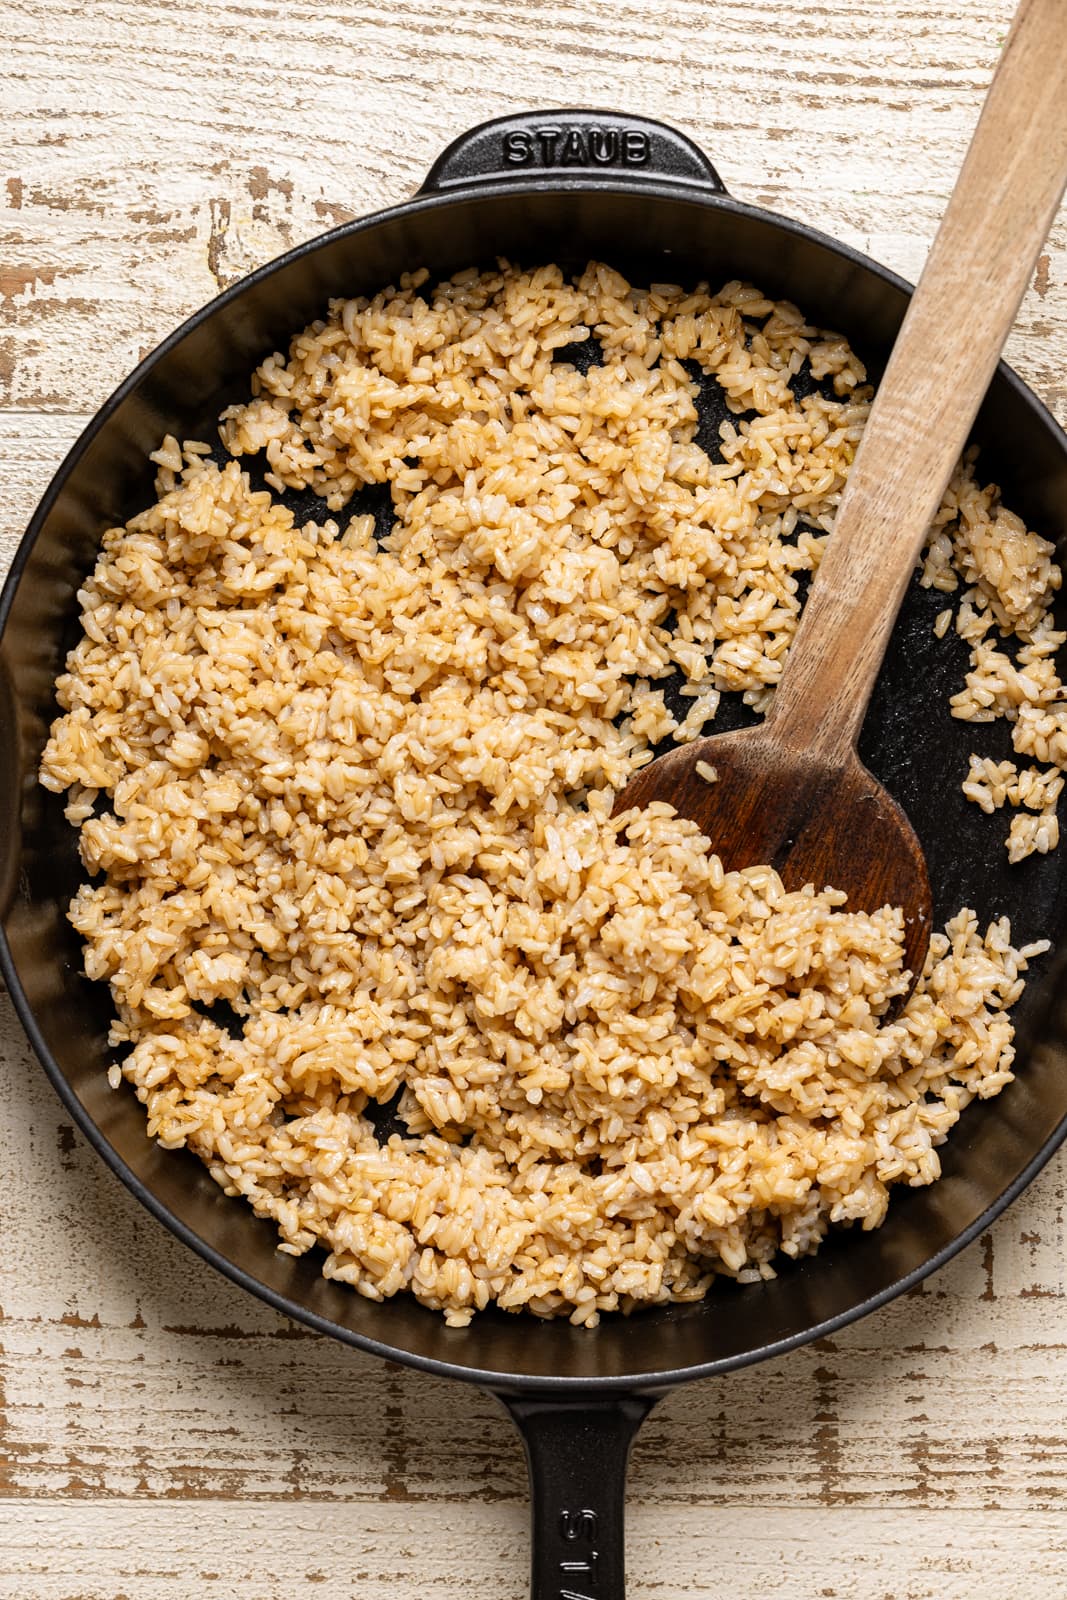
xmin=2 ymin=0 xmax=1066 ymax=1594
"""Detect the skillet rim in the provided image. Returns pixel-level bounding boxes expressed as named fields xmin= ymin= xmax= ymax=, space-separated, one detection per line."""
xmin=3 ymin=171 xmax=1067 ymax=1393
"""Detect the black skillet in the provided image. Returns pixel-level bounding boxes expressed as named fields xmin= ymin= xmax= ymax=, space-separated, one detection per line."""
xmin=2 ymin=111 xmax=1067 ymax=1597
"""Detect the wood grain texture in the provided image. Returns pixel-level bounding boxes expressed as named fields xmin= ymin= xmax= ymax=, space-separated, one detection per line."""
xmin=2 ymin=0 xmax=1066 ymax=1594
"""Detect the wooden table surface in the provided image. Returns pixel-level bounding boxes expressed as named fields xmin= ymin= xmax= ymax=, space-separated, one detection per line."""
xmin=2 ymin=1 xmax=1066 ymax=1595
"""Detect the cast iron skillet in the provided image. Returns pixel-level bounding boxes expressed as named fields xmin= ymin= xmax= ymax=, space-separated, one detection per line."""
xmin=3 ymin=110 xmax=1067 ymax=1597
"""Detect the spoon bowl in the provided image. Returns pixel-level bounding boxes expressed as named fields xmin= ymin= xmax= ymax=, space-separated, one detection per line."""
xmin=614 ymin=731 xmax=933 ymax=986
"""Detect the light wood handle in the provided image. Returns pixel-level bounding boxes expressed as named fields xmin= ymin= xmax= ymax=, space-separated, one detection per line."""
xmin=766 ymin=0 xmax=1067 ymax=761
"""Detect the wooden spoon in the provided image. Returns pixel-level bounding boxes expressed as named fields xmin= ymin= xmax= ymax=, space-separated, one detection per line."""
xmin=614 ymin=0 xmax=1067 ymax=986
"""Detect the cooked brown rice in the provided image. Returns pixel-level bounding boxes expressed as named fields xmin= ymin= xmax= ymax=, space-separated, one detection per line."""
xmin=40 ymin=263 xmax=1056 ymax=1326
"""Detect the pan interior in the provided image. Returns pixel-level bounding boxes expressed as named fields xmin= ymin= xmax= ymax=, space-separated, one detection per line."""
xmin=4 ymin=183 xmax=1067 ymax=1386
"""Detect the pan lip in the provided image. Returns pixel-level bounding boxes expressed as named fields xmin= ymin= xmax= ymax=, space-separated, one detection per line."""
xmin=3 ymin=172 xmax=1067 ymax=1393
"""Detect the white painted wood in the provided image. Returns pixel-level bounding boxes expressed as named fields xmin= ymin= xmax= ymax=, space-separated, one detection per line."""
xmin=0 ymin=1500 xmax=1065 ymax=1600
xmin=2 ymin=0 xmax=1066 ymax=1593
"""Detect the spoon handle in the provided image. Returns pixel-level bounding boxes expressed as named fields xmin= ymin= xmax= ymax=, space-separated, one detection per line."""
xmin=764 ymin=0 xmax=1067 ymax=762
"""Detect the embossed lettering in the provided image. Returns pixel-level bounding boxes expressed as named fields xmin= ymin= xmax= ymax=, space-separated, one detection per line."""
xmin=559 ymin=1508 xmax=599 ymax=1541
xmin=559 ymin=1507 xmax=598 ymax=1596
xmin=587 ymin=129 xmax=618 ymax=164
xmin=622 ymin=130 xmax=650 ymax=164
xmin=500 ymin=125 xmax=652 ymax=171
xmin=503 ymin=130 xmax=534 ymax=165
xmin=536 ymin=126 xmax=562 ymax=163
xmin=559 ymin=128 xmax=588 ymax=165
xmin=561 ymin=1555 xmax=599 ymax=1579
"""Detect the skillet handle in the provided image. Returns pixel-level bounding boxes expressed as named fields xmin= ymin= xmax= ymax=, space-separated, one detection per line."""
xmin=498 ymin=1391 xmax=659 ymax=1600
xmin=419 ymin=110 xmax=727 ymax=194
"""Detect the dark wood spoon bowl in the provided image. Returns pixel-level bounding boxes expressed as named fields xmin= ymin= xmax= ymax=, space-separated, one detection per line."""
xmin=616 ymin=734 xmax=932 ymax=980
